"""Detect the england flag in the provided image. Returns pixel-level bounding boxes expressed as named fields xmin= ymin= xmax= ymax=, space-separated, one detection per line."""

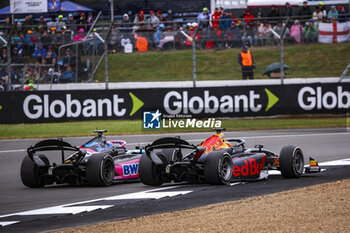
xmin=318 ymin=21 xmax=350 ymax=43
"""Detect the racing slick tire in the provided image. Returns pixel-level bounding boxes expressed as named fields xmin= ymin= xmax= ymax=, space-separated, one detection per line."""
xmin=204 ymin=151 xmax=233 ymax=185
xmin=139 ymin=154 xmax=166 ymax=186
xmin=279 ymin=145 xmax=304 ymax=178
xmin=21 ymin=154 xmax=50 ymax=188
xmin=86 ymin=153 xmax=115 ymax=186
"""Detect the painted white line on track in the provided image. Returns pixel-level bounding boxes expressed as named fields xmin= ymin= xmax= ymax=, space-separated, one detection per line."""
xmin=64 ymin=185 xmax=188 ymax=206
xmin=1 ymin=132 xmax=349 ymax=154
xmin=0 ymin=131 xmax=216 ymax=142
xmin=268 ymin=169 xmax=327 ymax=175
xmin=229 ymin=182 xmax=242 ymax=186
xmin=241 ymin=132 xmax=350 ymax=139
xmin=128 ymin=131 xmax=350 ymax=145
xmin=319 ymin=158 xmax=350 ymax=166
xmin=16 ymin=205 xmax=113 ymax=216
xmin=0 ymin=129 xmax=348 ymax=142
xmin=0 ymin=185 xmax=193 ymax=226
xmin=0 ymin=221 xmax=20 ymax=227
xmin=0 ymin=149 xmax=26 ymax=154
xmin=0 ymin=132 xmax=211 ymax=142
xmin=105 ymin=190 xmax=192 ymax=200
xmin=0 ymin=157 xmax=349 ymax=227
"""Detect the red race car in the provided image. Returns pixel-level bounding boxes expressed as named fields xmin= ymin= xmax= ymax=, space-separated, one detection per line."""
xmin=139 ymin=128 xmax=320 ymax=186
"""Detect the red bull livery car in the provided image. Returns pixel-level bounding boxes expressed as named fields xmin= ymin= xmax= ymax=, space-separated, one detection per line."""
xmin=139 ymin=128 xmax=320 ymax=186
xmin=20 ymin=130 xmax=143 ymax=187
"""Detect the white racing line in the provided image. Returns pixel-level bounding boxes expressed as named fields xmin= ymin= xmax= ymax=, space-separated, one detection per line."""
xmin=0 ymin=157 xmax=349 ymax=227
xmin=1 ymin=131 xmax=350 ymax=154
xmin=0 ymin=131 xmax=349 ymax=226
xmin=0 ymin=149 xmax=26 ymax=153
xmin=0 ymin=186 xmax=192 ymax=227
xmin=265 ymin=158 xmax=350 ymax=175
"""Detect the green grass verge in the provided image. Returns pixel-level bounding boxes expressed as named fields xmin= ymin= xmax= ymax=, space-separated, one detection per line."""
xmin=94 ymin=43 xmax=350 ymax=82
xmin=0 ymin=117 xmax=347 ymax=139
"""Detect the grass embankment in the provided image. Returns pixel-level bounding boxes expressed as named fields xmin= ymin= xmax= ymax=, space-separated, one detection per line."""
xmin=95 ymin=43 xmax=350 ymax=82
xmin=0 ymin=117 xmax=347 ymax=139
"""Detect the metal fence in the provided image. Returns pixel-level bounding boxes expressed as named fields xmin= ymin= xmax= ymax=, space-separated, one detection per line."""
xmin=105 ymin=14 xmax=349 ymax=50
xmin=0 ymin=11 xmax=113 ymax=90
xmin=0 ymin=14 xmax=349 ymax=90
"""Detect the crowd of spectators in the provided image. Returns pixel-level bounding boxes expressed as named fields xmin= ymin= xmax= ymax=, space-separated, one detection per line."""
xmin=0 ymin=12 xmax=95 ymax=90
xmin=107 ymin=2 xmax=348 ymax=53
xmin=0 ymin=2 xmax=349 ymax=90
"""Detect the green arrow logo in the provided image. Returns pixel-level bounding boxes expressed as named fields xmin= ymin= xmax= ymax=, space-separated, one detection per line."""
xmin=264 ymin=88 xmax=279 ymax=112
xmin=129 ymin=92 xmax=144 ymax=116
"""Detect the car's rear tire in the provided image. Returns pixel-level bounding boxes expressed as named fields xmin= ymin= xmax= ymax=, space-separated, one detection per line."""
xmin=20 ymin=154 xmax=49 ymax=188
xmin=86 ymin=153 xmax=115 ymax=186
xmin=204 ymin=152 xmax=233 ymax=185
xmin=279 ymin=145 xmax=304 ymax=178
xmin=139 ymin=154 xmax=166 ymax=186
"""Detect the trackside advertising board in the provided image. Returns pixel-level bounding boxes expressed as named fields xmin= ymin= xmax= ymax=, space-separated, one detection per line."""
xmin=0 ymin=83 xmax=349 ymax=124
xmin=10 ymin=0 xmax=48 ymax=14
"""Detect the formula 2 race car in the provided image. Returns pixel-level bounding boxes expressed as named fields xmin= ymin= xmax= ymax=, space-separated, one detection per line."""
xmin=138 ymin=128 xmax=321 ymax=186
xmin=20 ymin=130 xmax=143 ymax=187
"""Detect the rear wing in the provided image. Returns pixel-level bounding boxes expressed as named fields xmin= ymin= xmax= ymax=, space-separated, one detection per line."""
xmin=27 ymin=139 xmax=79 ymax=155
xmin=27 ymin=139 xmax=82 ymax=165
xmin=146 ymin=137 xmax=196 ymax=151
xmin=145 ymin=137 xmax=197 ymax=165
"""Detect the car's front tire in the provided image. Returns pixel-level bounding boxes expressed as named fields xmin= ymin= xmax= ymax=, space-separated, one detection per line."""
xmin=279 ymin=145 xmax=304 ymax=178
xmin=86 ymin=153 xmax=115 ymax=186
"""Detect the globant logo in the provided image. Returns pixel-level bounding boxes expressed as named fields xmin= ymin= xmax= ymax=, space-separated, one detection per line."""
xmin=143 ymin=109 xmax=222 ymax=129
xmin=22 ymin=92 xmax=144 ymax=120
xmin=298 ymin=86 xmax=349 ymax=110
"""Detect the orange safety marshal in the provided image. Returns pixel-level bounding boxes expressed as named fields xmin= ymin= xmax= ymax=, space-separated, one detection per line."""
xmin=240 ymin=50 xmax=253 ymax=66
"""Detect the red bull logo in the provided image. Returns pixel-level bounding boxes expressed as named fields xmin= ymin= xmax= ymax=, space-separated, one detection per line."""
xmin=272 ymin=158 xmax=279 ymax=166
xmin=232 ymin=156 xmax=265 ymax=177
xmin=199 ymin=134 xmax=229 ymax=154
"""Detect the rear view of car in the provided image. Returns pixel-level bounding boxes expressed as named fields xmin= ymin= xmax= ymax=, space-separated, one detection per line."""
xmin=20 ymin=130 xmax=144 ymax=187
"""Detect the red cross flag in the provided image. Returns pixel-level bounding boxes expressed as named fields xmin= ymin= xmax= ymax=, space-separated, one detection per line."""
xmin=318 ymin=22 xmax=350 ymax=43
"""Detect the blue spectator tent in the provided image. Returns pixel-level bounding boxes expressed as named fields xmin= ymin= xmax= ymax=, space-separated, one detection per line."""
xmin=0 ymin=1 xmax=93 ymax=14
xmin=59 ymin=1 xmax=93 ymax=12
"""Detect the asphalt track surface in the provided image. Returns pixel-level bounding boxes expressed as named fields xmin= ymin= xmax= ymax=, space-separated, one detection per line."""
xmin=0 ymin=127 xmax=350 ymax=232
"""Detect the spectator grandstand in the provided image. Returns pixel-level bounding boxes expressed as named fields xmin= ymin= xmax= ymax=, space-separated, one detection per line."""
xmin=0 ymin=1 xmax=349 ymax=91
